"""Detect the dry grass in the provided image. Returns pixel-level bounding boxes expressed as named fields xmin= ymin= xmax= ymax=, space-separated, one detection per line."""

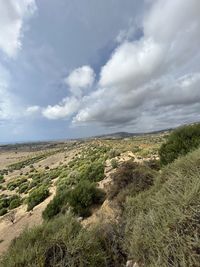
xmin=124 ymin=148 xmax=200 ymax=266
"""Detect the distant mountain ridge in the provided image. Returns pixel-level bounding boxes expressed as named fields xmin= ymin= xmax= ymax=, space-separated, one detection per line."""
xmin=92 ymin=121 xmax=200 ymax=140
xmin=93 ymin=128 xmax=173 ymax=140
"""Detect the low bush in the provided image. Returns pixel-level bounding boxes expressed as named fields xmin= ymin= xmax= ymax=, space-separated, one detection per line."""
xmin=0 ymin=197 xmax=10 ymax=210
xmin=0 ymin=195 xmax=21 ymax=214
xmin=0 ymin=208 xmax=7 ymax=216
xmin=111 ymin=158 xmax=118 ymax=169
xmin=80 ymin=161 xmax=105 ymax=182
xmin=7 ymin=177 xmax=27 ymax=191
xmin=108 ymin=161 xmax=155 ymax=201
xmin=0 ymin=175 xmax=5 ymax=183
xmin=18 ymin=182 xmax=30 ymax=193
xmin=132 ymin=146 xmax=141 ymax=153
xmin=1 ymin=214 xmax=106 ymax=267
xmin=108 ymin=149 xmax=121 ymax=159
xmin=68 ymin=180 xmax=105 ymax=217
xmin=27 ymin=186 xmax=49 ymax=211
xmin=9 ymin=198 xmax=21 ymax=210
xmin=43 ymin=191 xmax=68 ymax=220
xmin=159 ymin=123 xmax=200 ymax=165
xmin=7 ymin=154 xmax=47 ymax=171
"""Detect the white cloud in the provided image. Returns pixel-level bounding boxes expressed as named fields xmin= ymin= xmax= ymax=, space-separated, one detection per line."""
xmin=0 ymin=64 xmax=23 ymax=120
xmin=72 ymin=0 xmax=200 ymax=130
xmin=41 ymin=0 xmax=200 ymax=132
xmin=116 ymin=18 xmax=141 ymax=44
xmin=42 ymin=65 xmax=95 ymax=120
xmin=158 ymin=73 xmax=200 ymax=106
xmin=99 ymin=38 xmax=164 ymax=88
xmin=0 ymin=0 xmax=36 ymax=57
xmin=64 ymin=65 xmax=95 ymax=96
xmin=26 ymin=105 xmax=40 ymax=115
xmin=42 ymin=97 xmax=80 ymax=120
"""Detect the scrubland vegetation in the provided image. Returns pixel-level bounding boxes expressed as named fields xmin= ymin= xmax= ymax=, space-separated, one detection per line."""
xmin=0 ymin=124 xmax=200 ymax=266
xmin=125 ymin=148 xmax=200 ymax=266
xmin=159 ymin=123 xmax=200 ymax=165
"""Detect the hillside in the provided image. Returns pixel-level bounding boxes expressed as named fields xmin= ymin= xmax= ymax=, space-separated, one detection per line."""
xmin=0 ymin=124 xmax=200 ymax=266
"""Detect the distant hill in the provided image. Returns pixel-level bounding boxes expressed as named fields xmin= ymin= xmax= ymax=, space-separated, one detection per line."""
xmin=92 ymin=121 xmax=200 ymax=140
xmin=93 ymin=128 xmax=173 ymax=140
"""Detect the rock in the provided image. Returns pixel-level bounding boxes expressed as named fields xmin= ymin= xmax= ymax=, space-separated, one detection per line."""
xmin=126 ymin=260 xmax=133 ymax=267
xmin=126 ymin=260 xmax=140 ymax=267
xmin=77 ymin=217 xmax=83 ymax=222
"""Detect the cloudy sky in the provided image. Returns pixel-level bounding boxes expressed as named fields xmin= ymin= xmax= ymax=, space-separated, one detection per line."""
xmin=0 ymin=0 xmax=200 ymax=142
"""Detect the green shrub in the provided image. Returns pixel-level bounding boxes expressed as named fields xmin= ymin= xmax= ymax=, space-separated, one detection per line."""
xmin=111 ymin=158 xmax=118 ymax=169
xmin=28 ymin=180 xmax=38 ymax=190
xmin=68 ymin=180 xmax=105 ymax=217
xmin=132 ymin=146 xmax=141 ymax=153
xmin=1 ymin=214 xmax=106 ymax=267
xmin=7 ymin=153 xmax=49 ymax=171
xmin=43 ymin=192 xmax=68 ymax=220
xmin=9 ymin=198 xmax=21 ymax=210
xmin=0 ymin=175 xmax=5 ymax=183
xmin=0 ymin=195 xmax=21 ymax=212
xmin=18 ymin=182 xmax=29 ymax=193
xmin=7 ymin=182 xmax=18 ymax=191
xmin=81 ymin=162 xmax=105 ymax=182
xmin=7 ymin=177 xmax=28 ymax=191
xmin=159 ymin=123 xmax=200 ymax=165
xmin=0 ymin=208 xmax=7 ymax=216
xmin=0 ymin=197 xmax=10 ymax=210
xmin=108 ymin=161 xmax=154 ymax=201
xmin=108 ymin=149 xmax=121 ymax=159
xmin=124 ymin=148 xmax=200 ymax=266
xmin=27 ymin=186 xmax=49 ymax=211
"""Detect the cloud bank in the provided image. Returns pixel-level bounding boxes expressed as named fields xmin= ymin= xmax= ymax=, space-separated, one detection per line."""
xmin=0 ymin=0 xmax=36 ymax=57
xmin=75 ymin=0 xmax=200 ymax=130
xmin=0 ymin=0 xmax=37 ymax=134
xmin=37 ymin=0 xmax=200 ymax=131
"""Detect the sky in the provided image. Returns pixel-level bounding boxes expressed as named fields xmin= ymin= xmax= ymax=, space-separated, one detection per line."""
xmin=0 ymin=0 xmax=200 ymax=143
